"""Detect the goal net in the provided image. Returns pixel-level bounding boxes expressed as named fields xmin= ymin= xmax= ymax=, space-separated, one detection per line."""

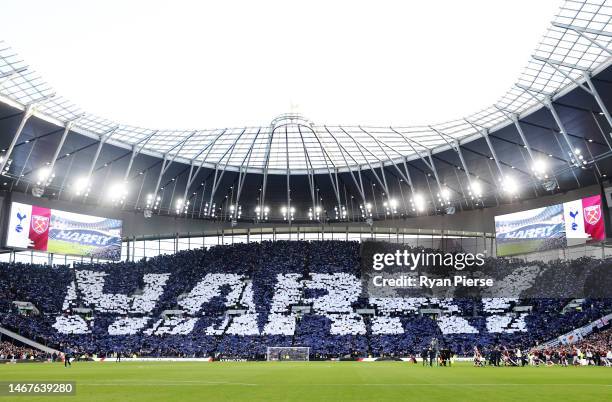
xmin=266 ymin=347 xmax=310 ymax=361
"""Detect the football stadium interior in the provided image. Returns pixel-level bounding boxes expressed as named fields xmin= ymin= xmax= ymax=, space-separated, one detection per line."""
xmin=1 ymin=1 xmax=612 ymax=401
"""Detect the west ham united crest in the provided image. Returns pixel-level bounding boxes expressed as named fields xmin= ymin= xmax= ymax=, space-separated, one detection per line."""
xmin=583 ymin=204 xmax=601 ymax=225
xmin=31 ymin=215 xmax=50 ymax=235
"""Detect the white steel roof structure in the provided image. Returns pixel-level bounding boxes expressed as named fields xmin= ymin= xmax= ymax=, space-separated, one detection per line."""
xmin=0 ymin=0 xmax=611 ymax=175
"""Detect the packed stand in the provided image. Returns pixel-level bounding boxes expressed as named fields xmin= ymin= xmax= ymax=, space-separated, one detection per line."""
xmin=0 ymin=241 xmax=611 ymax=359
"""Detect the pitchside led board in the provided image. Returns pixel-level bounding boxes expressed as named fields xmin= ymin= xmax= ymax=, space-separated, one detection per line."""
xmin=5 ymin=202 xmax=122 ymax=260
xmin=495 ymin=194 xmax=606 ymax=257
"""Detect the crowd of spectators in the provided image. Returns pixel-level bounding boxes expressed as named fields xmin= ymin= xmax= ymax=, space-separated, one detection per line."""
xmin=571 ymin=327 xmax=612 ymax=353
xmin=0 ymin=340 xmax=48 ymax=360
xmin=539 ymin=327 xmax=612 ymax=366
xmin=0 ymin=240 xmax=611 ymax=360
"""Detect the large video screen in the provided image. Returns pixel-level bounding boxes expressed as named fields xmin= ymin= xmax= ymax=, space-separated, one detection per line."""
xmin=495 ymin=194 xmax=605 ymax=257
xmin=5 ymin=202 xmax=122 ymax=260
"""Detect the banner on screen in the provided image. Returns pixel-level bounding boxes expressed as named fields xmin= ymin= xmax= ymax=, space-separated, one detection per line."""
xmin=6 ymin=202 xmax=122 ymax=260
xmin=495 ymin=194 xmax=606 ymax=256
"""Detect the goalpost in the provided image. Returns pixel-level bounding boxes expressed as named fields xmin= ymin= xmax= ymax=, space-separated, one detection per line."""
xmin=266 ymin=347 xmax=310 ymax=361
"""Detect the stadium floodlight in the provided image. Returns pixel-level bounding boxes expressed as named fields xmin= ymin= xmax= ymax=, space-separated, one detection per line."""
xmin=411 ymin=193 xmax=425 ymax=212
xmin=37 ymin=167 xmax=50 ymax=181
xmin=360 ymin=202 xmax=373 ymax=219
xmin=174 ymin=198 xmax=192 ymax=215
xmin=441 ymin=188 xmax=450 ymax=200
xmin=281 ymin=206 xmax=295 ymax=221
xmin=144 ymin=193 xmax=157 ymax=217
xmin=256 ymin=205 xmax=269 ymax=221
xmin=204 ymin=202 xmax=216 ymax=217
xmin=73 ymin=176 xmax=90 ymax=196
xmin=569 ymin=148 xmax=587 ymax=167
xmin=469 ymin=181 xmax=482 ymax=199
xmin=36 ymin=167 xmax=54 ymax=186
xmin=309 ymin=206 xmax=322 ymax=221
xmin=334 ymin=205 xmax=347 ymax=219
xmin=229 ymin=204 xmax=242 ymax=219
xmin=108 ymin=181 xmax=128 ymax=204
xmin=437 ymin=187 xmax=451 ymax=205
xmin=32 ymin=166 xmax=55 ymax=197
xmin=383 ymin=198 xmax=398 ymax=215
xmin=175 ymin=198 xmax=183 ymax=214
xmin=146 ymin=193 xmax=161 ymax=210
xmin=532 ymin=158 xmax=548 ymax=179
xmin=501 ymin=176 xmax=518 ymax=195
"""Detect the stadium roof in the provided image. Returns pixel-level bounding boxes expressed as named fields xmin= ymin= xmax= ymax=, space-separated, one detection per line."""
xmin=0 ymin=0 xmax=611 ymax=175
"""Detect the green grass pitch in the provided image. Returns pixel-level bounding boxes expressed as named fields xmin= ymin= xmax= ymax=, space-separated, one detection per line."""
xmin=496 ymin=239 xmax=546 ymax=257
xmin=1 ymin=361 xmax=611 ymax=401
xmin=47 ymin=239 xmax=96 ymax=257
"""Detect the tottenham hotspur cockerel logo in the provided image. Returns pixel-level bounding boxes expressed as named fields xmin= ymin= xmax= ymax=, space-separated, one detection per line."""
xmin=14 ymin=211 xmax=26 ymax=233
